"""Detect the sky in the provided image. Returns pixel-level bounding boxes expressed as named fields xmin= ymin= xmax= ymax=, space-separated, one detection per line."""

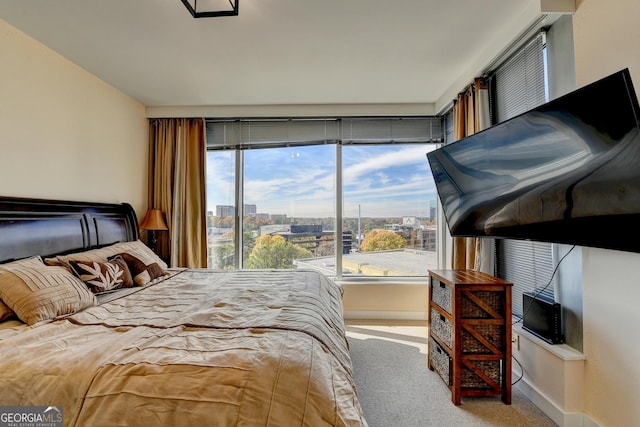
xmin=206 ymin=144 xmax=439 ymax=218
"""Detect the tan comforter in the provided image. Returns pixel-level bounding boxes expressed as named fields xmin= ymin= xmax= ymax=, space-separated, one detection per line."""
xmin=0 ymin=269 xmax=367 ymax=427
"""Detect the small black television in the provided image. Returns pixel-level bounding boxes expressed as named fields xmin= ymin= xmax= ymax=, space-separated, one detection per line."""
xmin=427 ymin=69 xmax=640 ymax=252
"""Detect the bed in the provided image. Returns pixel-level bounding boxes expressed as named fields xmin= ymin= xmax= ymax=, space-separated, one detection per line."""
xmin=0 ymin=196 xmax=367 ymax=426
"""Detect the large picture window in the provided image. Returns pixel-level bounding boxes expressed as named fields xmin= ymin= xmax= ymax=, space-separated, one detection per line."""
xmin=205 ymin=117 xmax=442 ymax=279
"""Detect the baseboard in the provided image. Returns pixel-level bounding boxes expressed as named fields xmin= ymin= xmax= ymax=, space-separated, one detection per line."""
xmin=343 ymin=310 xmax=427 ymax=321
xmin=513 ymin=374 xmax=600 ymax=427
xmin=582 ymin=417 xmax=601 ymax=427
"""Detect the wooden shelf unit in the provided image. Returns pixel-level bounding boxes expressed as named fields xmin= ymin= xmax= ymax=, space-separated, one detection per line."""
xmin=427 ymin=269 xmax=512 ymax=405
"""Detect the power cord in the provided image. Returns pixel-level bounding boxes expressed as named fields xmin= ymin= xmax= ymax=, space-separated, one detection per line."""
xmin=512 ymin=354 xmax=524 ymax=385
xmin=512 ymin=244 xmax=576 ymax=326
xmin=510 ymin=244 xmax=576 ymax=385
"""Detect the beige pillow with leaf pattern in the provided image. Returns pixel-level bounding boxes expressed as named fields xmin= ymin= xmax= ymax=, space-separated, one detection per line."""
xmin=52 ymin=240 xmax=167 ymax=270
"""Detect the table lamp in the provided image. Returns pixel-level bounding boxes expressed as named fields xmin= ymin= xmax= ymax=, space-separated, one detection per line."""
xmin=139 ymin=209 xmax=168 ymax=255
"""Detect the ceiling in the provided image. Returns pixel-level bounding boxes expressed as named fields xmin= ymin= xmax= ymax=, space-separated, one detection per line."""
xmin=0 ymin=0 xmax=545 ymax=111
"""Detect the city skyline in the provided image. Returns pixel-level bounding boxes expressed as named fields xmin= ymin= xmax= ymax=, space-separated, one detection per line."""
xmin=208 ymin=203 xmax=438 ymax=222
xmin=206 ymin=144 xmax=439 ymax=218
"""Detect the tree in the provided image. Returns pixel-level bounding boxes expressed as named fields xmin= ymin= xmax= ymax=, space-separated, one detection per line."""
xmin=213 ymin=242 xmax=234 ymax=269
xmin=360 ymin=229 xmax=406 ymax=252
xmin=315 ymin=235 xmax=335 ymax=257
xmin=245 ymin=235 xmax=313 ymax=269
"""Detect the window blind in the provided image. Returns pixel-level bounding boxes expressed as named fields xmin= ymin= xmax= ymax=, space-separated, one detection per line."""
xmin=496 ymin=240 xmax=555 ymax=317
xmin=489 ymin=30 xmax=554 ymax=316
xmin=206 ymin=117 xmax=442 ymax=150
xmin=443 ymin=111 xmax=454 ymax=144
xmin=341 ymin=117 xmax=443 ymax=144
xmin=493 ymin=32 xmax=547 ymax=121
xmin=206 ymin=119 xmax=340 ymax=150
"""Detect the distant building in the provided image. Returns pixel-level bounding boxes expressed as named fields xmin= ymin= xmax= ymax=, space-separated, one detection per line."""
xmin=429 ymin=199 xmax=437 ymax=222
xmin=260 ymin=224 xmax=291 ymax=235
xmin=244 ymin=204 xmax=257 ymax=216
xmin=418 ymin=227 xmax=437 ymax=251
xmin=384 ymin=223 xmax=414 ymax=236
xmin=216 ymin=205 xmax=234 ymax=217
xmin=216 ymin=204 xmax=258 ymax=217
xmin=260 ymin=224 xmax=352 ymax=254
xmin=402 ymin=216 xmax=418 ymax=227
xmin=269 ymin=214 xmax=288 ymax=223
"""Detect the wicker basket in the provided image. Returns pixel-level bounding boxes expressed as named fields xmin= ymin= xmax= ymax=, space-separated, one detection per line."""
xmin=461 ymin=360 xmax=502 ymax=389
xmin=461 ymin=324 xmax=504 ymax=354
xmin=431 ymin=278 xmax=452 ymax=313
xmin=429 ymin=337 xmax=451 ymax=386
xmin=430 ymin=307 xmax=452 ymax=348
xmin=460 ymin=291 xmax=504 ymax=318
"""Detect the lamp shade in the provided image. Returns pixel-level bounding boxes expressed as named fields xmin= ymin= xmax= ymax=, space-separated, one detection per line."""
xmin=140 ymin=209 xmax=168 ymax=231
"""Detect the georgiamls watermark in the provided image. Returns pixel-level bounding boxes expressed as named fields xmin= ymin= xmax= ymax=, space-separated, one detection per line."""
xmin=0 ymin=406 xmax=63 ymax=427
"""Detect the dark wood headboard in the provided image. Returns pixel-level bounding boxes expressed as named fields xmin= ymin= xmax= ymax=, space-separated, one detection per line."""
xmin=0 ymin=196 xmax=139 ymax=263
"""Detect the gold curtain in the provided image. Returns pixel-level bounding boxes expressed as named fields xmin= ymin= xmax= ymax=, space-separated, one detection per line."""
xmin=148 ymin=118 xmax=207 ymax=268
xmin=451 ymin=78 xmax=490 ymax=270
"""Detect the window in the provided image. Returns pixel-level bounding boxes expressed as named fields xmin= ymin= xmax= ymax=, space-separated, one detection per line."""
xmin=496 ymin=240 xmax=555 ymax=317
xmin=205 ymin=117 xmax=442 ymax=279
xmin=242 ymin=144 xmax=336 ymax=269
xmin=206 ymin=150 xmax=236 ymax=269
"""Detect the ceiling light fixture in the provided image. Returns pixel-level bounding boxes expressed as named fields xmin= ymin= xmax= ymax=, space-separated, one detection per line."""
xmin=181 ymin=0 xmax=239 ymax=18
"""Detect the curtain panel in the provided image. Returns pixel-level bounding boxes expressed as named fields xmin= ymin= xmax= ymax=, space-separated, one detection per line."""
xmin=451 ymin=78 xmax=493 ymax=272
xmin=148 ymin=118 xmax=207 ymax=268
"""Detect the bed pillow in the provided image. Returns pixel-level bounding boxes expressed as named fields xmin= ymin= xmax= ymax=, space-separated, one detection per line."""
xmin=112 ymin=252 xmax=166 ymax=286
xmin=0 ymin=256 xmax=96 ymax=325
xmin=42 ymin=257 xmax=72 ymax=272
xmin=0 ymin=299 xmax=15 ymax=322
xmin=52 ymin=240 xmax=168 ymax=271
xmin=68 ymin=255 xmax=134 ymax=294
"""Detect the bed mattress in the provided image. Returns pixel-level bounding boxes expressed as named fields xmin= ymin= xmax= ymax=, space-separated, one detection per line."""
xmin=0 ymin=269 xmax=367 ymax=427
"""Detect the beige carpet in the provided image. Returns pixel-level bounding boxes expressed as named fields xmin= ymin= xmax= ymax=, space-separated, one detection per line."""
xmin=346 ymin=320 xmax=557 ymax=427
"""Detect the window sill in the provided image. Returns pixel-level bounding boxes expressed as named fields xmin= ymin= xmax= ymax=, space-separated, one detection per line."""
xmin=334 ymin=276 xmax=428 ymax=286
xmin=514 ymin=323 xmax=585 ymax=361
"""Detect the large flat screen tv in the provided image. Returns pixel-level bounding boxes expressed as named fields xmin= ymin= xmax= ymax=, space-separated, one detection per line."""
xmin=427 ymin=68 xmax=640 ymax=252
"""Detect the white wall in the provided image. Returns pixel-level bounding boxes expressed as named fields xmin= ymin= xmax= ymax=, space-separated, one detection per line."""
xmin=511 ymin=3 xmax=640 ymax=426
xmin=0 ymin=20 xmax=148 ymax=217
xmin=572 ymin=2 xmax=640 ymax=426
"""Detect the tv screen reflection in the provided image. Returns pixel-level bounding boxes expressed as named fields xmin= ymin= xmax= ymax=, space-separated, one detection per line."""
xmin=428 ymin=69 xmax=640 ymax=252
